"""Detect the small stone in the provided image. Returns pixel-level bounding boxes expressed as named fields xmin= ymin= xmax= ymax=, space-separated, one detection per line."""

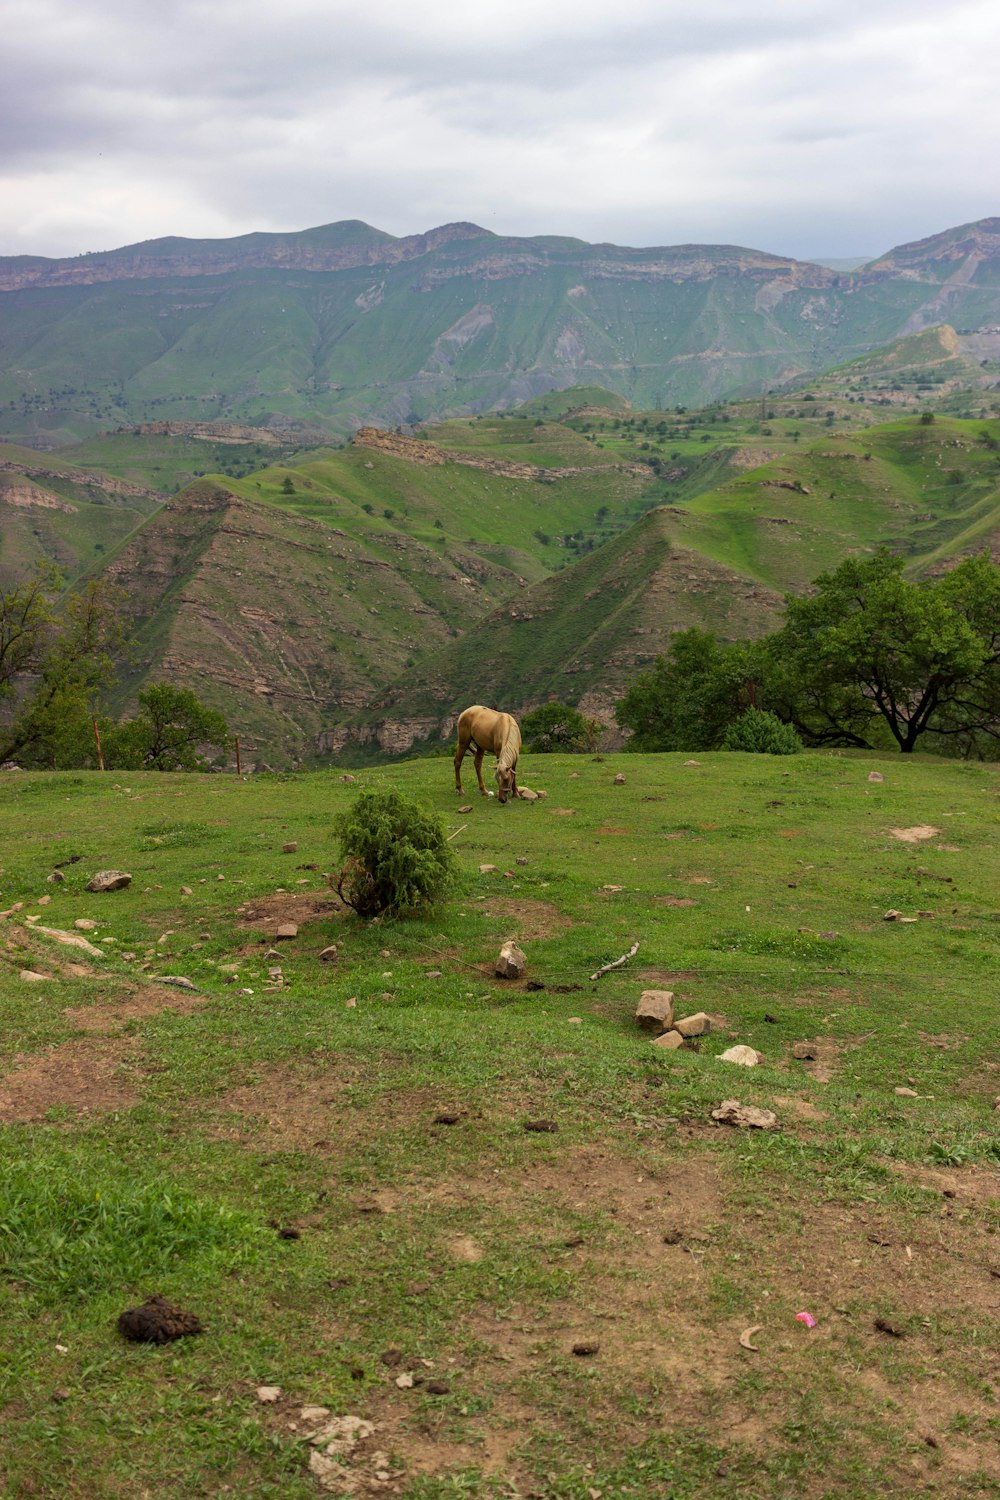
xmin=36 ymin=894 xmax=51 ymax=906
xmin=20 ymin=969 xmax=52 ymax=982
xmin=868 ymin=771 xmax=884 ymax=782
xmin=479 ymin=863 xmax=498 ymax=874
xmin=518 ymin=787 xmax=539 ymax=801
xmin=256 ymin=1386 xmax=282 ymax=1403
xmin=345 ymin=997 xmax=357 ymax=1008
xmin=719 ymin=1045 xmax=762 ymax=1067
xmin=340 ymin=774 xmax=356 ymax=783
xmin=651 ymin=1030 xmax=685 ymax=1050
xmin=613 ymin=773 xmax=626 ymax=785
xmin=180 ymin=885 xmax=193 ymax=895
xmin=516 ymin=856 xmax=528 ymax=865
xmin=152 ymin=976 xmax=200 ymax=991
xmin=792 ymin=1041 xmax=818 ymax=1060
xmin=274 ymin=923 xmax=298 ymax=940
xmin=674 ymin=1011 xmax=711 ymax=1037
xmin=496 ymin=940 xmax=526 ymax=979
xmin=567 ymin=1016 xmax=583 ymax=1024
xmin=635 ymin=989 xmax=675 ymax=1033
xmin=52 ymin=1388 xmax=71 ymax=1402
xmin=395 ymin=1372 xmax=414 ymax=1389
xmin=47 ymin=871 xmax=65 ymax=884
xmin=86 ymin=870 xmax=132 ymax=893
xmin=883 ymin=909 xmax=904 ymax=921
xmin=318 ymin=945 xmax=338 ymax=961
xmin=427 ymin=969 xmax=442 ymax=978
xmin=282 ymin=841 xmax=298 ymax=853
xmin=216 ymin=874 xmax=225 ymax=882
xmin=572 ymin=1341 xmax=600 ymax=1357
xmin=300 ymin=1405 xmax=331 ymax=1423
xmin=712 ymin=1100 xmax=779 ymax=1130
xmin=684 ymin=759 xmax=700 ymax=766
xmin=458 ymin=804 xmax=473 ymax=813
xmin=894 ymin=1086 xmax=919 ymax=1097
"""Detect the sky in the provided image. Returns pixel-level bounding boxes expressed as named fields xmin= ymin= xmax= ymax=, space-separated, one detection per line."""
xmin=3 ymin=0 xmax=998 ymax=264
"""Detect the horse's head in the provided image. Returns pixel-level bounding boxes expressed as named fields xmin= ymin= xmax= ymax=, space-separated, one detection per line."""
xmin=495 ymin=764 xmax=516 ymax=804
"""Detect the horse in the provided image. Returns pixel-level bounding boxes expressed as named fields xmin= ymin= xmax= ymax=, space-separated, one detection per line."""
xmin=454 ymin=705 xmax=521 ymax=804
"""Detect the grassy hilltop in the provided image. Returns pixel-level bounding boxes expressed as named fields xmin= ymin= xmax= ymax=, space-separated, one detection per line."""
xmin=0 ymin=752 xmax=998 ymax=1496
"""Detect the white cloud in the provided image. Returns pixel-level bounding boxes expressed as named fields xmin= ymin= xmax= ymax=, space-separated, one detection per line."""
xmin=1 ymin=0 xmax=997 ymax=259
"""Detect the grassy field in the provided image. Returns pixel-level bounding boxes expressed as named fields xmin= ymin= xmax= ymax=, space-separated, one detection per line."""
xmin=1 ymin=752 xmax=998 ymax=1498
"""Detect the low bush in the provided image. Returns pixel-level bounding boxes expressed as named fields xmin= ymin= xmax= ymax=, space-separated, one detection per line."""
xmin=333 ymin=786 xmax=457 ymax=918
xmin=722 ymin=708 xmax=802 ymax=755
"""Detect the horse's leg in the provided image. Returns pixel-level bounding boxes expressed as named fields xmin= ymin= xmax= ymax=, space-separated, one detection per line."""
xmin=454 ymin=735 xmax=467 ymax=793
xmin=474 ymin=748 xmax=488 ymax=796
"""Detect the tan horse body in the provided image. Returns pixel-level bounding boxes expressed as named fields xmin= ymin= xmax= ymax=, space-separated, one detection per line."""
xmin=454 ymin=705 xmax=521 ymax=803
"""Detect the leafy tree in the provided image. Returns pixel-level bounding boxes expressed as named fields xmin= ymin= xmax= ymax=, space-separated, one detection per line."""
xmin=101 ymin=684 xmax=229 ymax=770
xmin=521 ymin=702 xmax=589 ymax=752
xmin=333 ymin=787 xmax=456 ymax=919
xmin=0 ymin=568 xmax=127 ymax=767
xmin=615 ymin=629 xmax=762 ymax=751
xmin=769 ymin=550 xmax=1000 ymax=754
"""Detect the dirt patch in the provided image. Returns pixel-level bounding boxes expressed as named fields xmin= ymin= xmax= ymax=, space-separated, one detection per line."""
xmin=637 ymin=967 xmax=699 ymax=984
xmin=476 ymin=899 xmax=574 ymax=941
xmin=786 ymin=1035 xmax=845 ymax=1083
xmin=654 ymin=896 xmax=699 ymax=908
xmin=888 ymin=826 xmax=940 ymax=843
xmin=771 ymin=1093 xmax=828 ymax=1122
xmin=235 ymin=892 xmax=342 ymax=937
xmin=0 ymin=1038 xmax=138 ymax=1122
xmin=886 ymin=1160 xmax=1000 ymax=1207
xmin=209 ymin=1060 xmax=368 ymax=1151
xmin=64 ymin=984 xmax=208 ymax=1033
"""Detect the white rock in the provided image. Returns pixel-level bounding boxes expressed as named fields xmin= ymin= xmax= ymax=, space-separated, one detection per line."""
xmin=719 ymin=1045 xmax=762 ymax=1067
xmin=255 ymin=1385 xmax=282 ymax=1403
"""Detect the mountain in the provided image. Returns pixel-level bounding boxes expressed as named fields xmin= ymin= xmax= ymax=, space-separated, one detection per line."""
xmin=3 ymin=217 xmax=1000 ymax=449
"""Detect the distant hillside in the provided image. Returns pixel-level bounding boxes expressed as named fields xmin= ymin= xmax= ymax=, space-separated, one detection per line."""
xmin=3 ymin=216 xmax=1000 ymax=447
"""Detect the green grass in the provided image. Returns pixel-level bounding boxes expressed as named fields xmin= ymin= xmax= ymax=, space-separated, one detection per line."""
xmin=0 ymin=753 xmax=998 ymax=1496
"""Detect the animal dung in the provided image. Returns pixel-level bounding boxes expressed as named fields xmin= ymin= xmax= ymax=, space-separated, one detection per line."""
xmin=117 ymin=1294 xmax=203 ymax=1344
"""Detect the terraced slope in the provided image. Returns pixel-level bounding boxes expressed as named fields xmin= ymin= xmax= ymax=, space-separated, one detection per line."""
xmin=3 ymin=216 xmax=1000 ymax=446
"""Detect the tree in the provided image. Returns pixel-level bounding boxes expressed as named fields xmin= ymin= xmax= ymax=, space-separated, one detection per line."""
xmin=101 ymin=684 xmax=229 ymax=770
xmin=614 ymin=629 xmax=762 ymax=751
xmin=520 ymin=702 xmax=589 ymax=753
xmin=769 ymin=550 xmax=1000 ymax=754
xmin=0 ymin=568 xmax=127 ymax=767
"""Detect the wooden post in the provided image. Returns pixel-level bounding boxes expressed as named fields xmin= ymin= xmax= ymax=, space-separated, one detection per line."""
xmin=235 ymin=735 xmax=242 ymax=776
xmin=92 ymin=717 xmax=105 ymax=772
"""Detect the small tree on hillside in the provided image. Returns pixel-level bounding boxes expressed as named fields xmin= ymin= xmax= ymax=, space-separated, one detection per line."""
xmin=0 ymin=568 xmax=127 ymax=767
xmin=101 ymin=684 xmax=229 ymax=770
xmin=521 ymin=702 xmax=589 ymax=753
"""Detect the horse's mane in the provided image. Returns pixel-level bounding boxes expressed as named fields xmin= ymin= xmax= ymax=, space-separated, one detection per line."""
xmin=495 ymin=714 xmax=520 ymax=773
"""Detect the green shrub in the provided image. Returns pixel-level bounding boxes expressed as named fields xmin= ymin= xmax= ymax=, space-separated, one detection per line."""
xmin=722 ymin=708 xmax=802 ymax=755
xmin=333 ymin=787 xmax=456 ymax=918
xmin=521 ymin=701 xmax=588 ymax=752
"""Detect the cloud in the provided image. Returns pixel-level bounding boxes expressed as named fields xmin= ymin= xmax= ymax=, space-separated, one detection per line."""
xmin=1 ymin=0 xmax=998 ymax=260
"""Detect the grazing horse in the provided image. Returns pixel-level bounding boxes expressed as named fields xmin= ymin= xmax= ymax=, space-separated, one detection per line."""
xmin=454 ymin=705 xmax=521 ymax=804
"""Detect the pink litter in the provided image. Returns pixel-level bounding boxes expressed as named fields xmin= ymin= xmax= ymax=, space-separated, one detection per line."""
xmin=795 ymin=1311 xmax=816 ymax=1328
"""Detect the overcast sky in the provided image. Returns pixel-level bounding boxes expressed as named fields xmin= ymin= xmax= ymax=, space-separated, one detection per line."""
xmin=3 ymin=0 xmax=997 ymax=263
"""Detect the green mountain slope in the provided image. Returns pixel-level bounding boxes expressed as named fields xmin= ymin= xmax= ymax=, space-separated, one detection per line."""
xmin=3 ymin=217 xmax=1000 ymax=447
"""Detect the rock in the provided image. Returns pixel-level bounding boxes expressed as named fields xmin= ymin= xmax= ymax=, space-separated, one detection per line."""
xmin=635 ymin=989 xmax=675 ymax=1033
xmin=894 ymin=1086 xmax=919 ymax=1097
xmin=427 ymin=969 xmax=442 ymax=978
xmin=282 ymin=842 xmax=298 ymax=853
xmin=868 ymin=771 xmax=884 ymax=782
xmin=152 ymin=976 xmax=200 ymax=991
xmin=300 ymin=1405 xmax=332 ymax=1423
xmin=883 ymin=909 xmax=904 ymax=921
xmin=792 ymin=1041 xmax=818 ymax=1060
xmin=35 ymin=925 xmax=105 ymax=957
xmin=516 ymin=856 xmax=528 ymax=866
xmin=712 ymin=1100 xmax=779 ymax=1130
xmin=479 ymin=863 xmax=498 ymax=874
xmin=395 ymin=1372 xmax=415 ymax=1389
xmin=518 ymin=787 xmax=539 ymax=801
xmin=20 ymin=969 xmax=51 ymax=982
xmin=684 ymin=759 xmax=700 ymax=766
xmin=719 ymin=1045 xmax=762 ymax=1067
xmin=340 ymin=774 xmax=356 ymax=783
xmin=47 ymin=871 xmax=65 ymax=884
xmin=457 ymin=804 xmax=473 ymax=813
xmin=613 ymin=773 xmax=626 ymax=785
xmin=651 ymin=1030 xmax=686 ymax=1051
xmin=674 ymin=1011 xmax=711 ymax=1037
xmin=86 ymin=870 xmax=132 ymax=893
xmin=496 ymin=940 xmax=526 ymax=979
xmin=255 ymin=1386 xmax=282 ymax=1403
xmin=180 ymin=885 xmax=193 ymax=896
xmin=318 ymin=945 xmax=339 ymax=962
xmin=274 ymin=923 xmax=298 ymax=940
xmin=535 ymin=790 xmax=548 ymax=799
